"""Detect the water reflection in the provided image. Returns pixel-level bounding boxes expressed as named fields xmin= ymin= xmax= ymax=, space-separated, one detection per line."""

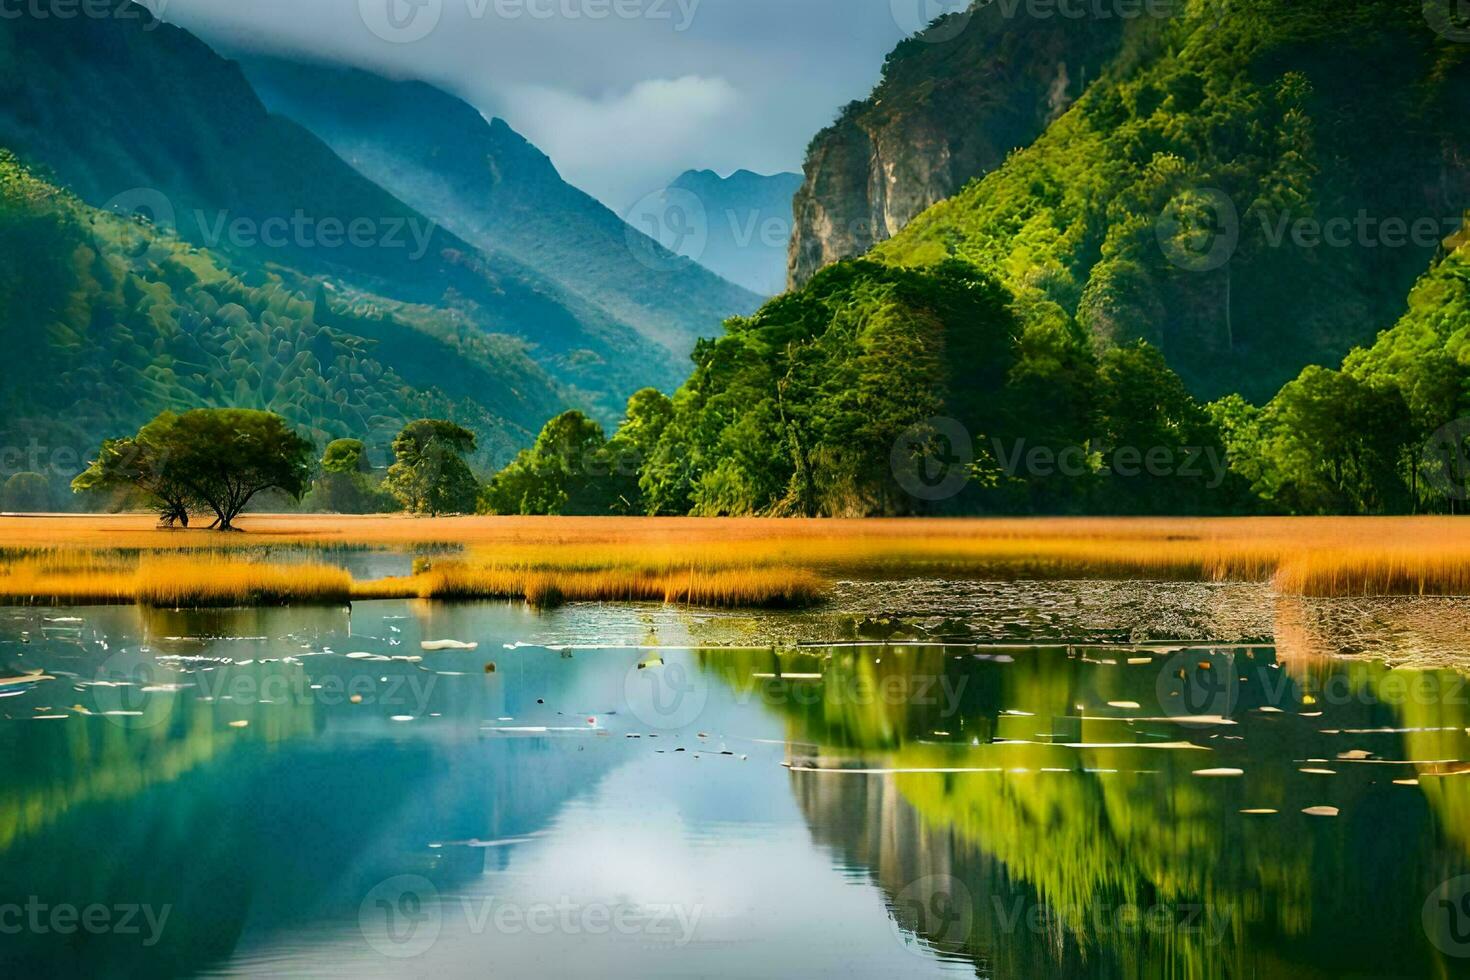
xmin=1 ymin=596 xmax=1470 ymax=977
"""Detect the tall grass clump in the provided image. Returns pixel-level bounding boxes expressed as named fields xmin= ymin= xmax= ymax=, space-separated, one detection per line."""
xmin=0 ymin=555 xmax=353 ymax=607
xmin=1274 ymin=547 xmax=1470 ymax=597
xmin=405 ymin=561 xmax=826 ymax=609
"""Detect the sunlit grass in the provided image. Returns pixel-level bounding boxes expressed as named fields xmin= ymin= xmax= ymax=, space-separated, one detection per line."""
xmin=0 ymin=555 xmax=355 ymax=607
xmin=1 ymin=514 xmax=1469 ymax=605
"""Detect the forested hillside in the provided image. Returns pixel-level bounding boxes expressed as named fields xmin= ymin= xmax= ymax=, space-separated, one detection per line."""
xmin=480 ymin=0 xmax=1470 ymax=518
xmin=0 ymin=1 xmax=677 ymax=412
xmin=0 ymin=152 xmax=562 ymax=501
xmin=872 ymin=0 xmax=1470 ymax=400
xmin=241 ymin=57 xmax=760 ymax=367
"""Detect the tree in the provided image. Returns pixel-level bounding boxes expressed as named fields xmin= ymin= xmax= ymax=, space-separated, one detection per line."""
xmin=481 ymin=410 xmax=615 ymax=516
xmin=1258 ymin=366 xmax=1414 ymax=514
xmin=73 ymin=428 xmax=195 ymax=526
xmin=384 ymin=419 xmax=479 ymax=516
xmin=311 ymin=438 xmax=394 ymax=514
xmin=0 ymin=472 xmax=52 ymax=512
xmin=73 ymin=409 xmax=313 ymax=530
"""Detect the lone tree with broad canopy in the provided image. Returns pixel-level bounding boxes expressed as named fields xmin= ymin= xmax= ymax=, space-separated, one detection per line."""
xmin=74 ymin=409 xmax=313 ymax=530
xmin=384 ymin=419 xmax=479 ymax=516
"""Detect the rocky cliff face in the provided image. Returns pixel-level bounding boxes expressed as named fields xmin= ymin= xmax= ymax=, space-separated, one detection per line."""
xmin=788 ymin=6 xmax=1127 ymax=288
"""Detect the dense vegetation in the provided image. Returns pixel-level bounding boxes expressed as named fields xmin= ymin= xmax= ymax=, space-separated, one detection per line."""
xmin=7 ymin=0 xmax=1470 ymax=520
xmin=479 ymin=260 xmax=1252 ymax=516
xmin=872 ymin=0 xmax=1470 ymax=402
xmin=73 ymin=409 xmax=313 ymax=529
xmin=0 ymin=1 xmax=695 ymax=426
xmin=483 ymin=234 xmax=1470 ymax=517
xmin=0 ymin=151 xmax=562 ymax=504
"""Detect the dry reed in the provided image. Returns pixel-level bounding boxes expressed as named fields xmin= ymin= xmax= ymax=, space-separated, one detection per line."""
xmin=0 ymin=514 xmax=1468 ymax=606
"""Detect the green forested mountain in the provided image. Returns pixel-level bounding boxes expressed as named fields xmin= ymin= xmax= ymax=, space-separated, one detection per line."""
xmin=871 ymin=0 xmax=1470 ymax=400
xmin=788 ymin=2 xmax=1129 ymax=288
xmin=0 ymin=151 xmax=564 ymax=497
xmin=240 ymin=57 xmax=760 ymax=368
xmin=0 ymin=1 xmax=677 ymax=414
xmin=625 ymin=259 xmax=1248 ymax=517
xmin=1216 ymin=235 xmax=1470 ymax=514
xmin=524 ymin=0 xmax=1470 ymax=518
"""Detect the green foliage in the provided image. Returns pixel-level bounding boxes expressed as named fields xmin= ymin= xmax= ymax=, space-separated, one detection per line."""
xmin=1221 ymin=239 xmax=1470 ymax=514
xmin=74 ymin=409 xmax=313 ymax=528
xmin=322 ymin=439 xmax=369 ymax=475
xmin=481 ymin=411 xmax=608 ymax=516
xmin=0 ymin=472 xmax=52 ymax=512
xmin=309 ymin=438 xmax=396 ymax=514
xmin=384 ymin=419 xmax=480 ymax=516
xmin=481 ymin=389 xmax=674 ymax=515
xmin=0 ymin=152 xmax=560 ymax=504
xmin=605 ymin=260 xmax=1245 ymax=516
xmin=872 ymin=0 xmax=1470 ymax=402
xmin=72 ymin=434 xmax=196 ymax=526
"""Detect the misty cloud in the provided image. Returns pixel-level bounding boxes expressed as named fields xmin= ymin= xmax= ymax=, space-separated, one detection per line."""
xmin=145 ymin=0 xmax=915 ymax=210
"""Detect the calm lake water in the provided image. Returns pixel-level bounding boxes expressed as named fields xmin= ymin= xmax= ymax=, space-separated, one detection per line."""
xmin=4 ymin=586 xmax=1470 ymax=978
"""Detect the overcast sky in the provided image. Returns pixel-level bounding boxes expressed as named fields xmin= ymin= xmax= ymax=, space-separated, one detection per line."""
xmin=150 ymin=0 xmax=955 ymax=211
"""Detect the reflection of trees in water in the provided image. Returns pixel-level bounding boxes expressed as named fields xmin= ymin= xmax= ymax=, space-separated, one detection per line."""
xmin=700 ymin=642 xmax=1470 ymax=978
xmin=0 ymin=603 xmax=614 ymax=978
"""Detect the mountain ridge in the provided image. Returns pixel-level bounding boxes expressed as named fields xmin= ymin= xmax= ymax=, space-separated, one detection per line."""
xmin=240 ymin=55 xmax=761 ymax=362
xmin=0 ymin=2 xmax=676 ymax=416
xmin=664 ymin=168 xmax=802 ymax=295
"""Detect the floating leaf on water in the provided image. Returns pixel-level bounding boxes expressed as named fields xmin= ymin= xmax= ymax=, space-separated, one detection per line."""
xmin=1193 ymin=768 xmax=1245 ymax=777
xmin=1302 ymin=806 xmax=1340 ymax=817
xmin=1240 ymin=808 xmax=1277 ymax=815
xmin=346 ymin=652 xmax=389 ymax=661
xmin=421 ymin=640 xmax=478 ymax=651
xmin=0 ymin=672 xmax=55 ymax=686
xmin=1299 ymin=768 xmax=1336 ymax=775
xmin=1108 ymin=701 xmax=1141 ymax=709
xmin=1393 ymin=778 xmax=1420 ymax=786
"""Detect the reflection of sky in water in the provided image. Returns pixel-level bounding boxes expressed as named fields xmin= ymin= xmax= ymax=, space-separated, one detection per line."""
xmin=4 ymin=594 xmax=1470 ymax=978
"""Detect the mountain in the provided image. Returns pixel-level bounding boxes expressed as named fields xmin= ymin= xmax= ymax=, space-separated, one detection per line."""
xmin=612 ymin=0 xmax=1470 ymax=517
xmin=788 ymin=5 xmax=1128 ymax=288
xmin=660 ymin=169 xmax=802 ymax=295
xmin=239 ymin=56 xmax=761 ymax=359
xmin=0 ymin=150 xmax=565 ymax=497
xmin=866 ymin=0 xmax=1470 ymax=400
xmin=0 ymin=1 xmax=682 ymax=415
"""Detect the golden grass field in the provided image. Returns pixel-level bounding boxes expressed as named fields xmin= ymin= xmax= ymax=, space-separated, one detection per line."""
xmin=0 ymin=513 xmax=1468 ymax=607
